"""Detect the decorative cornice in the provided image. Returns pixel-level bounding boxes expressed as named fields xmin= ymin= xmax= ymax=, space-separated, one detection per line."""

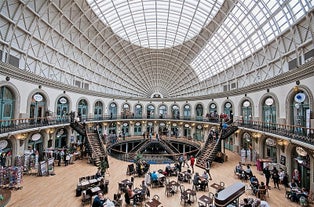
xmin=0 ymin=59 xmax=313 ymax=101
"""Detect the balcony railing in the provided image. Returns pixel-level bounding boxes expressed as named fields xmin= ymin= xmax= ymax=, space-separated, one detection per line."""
xmin=1 ymin=116 xmax=313 ymax=146
xmin=237 ymin=120 xmax=314 ymax=145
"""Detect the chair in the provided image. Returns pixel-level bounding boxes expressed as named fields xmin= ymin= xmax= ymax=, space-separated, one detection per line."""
xmin=180 ymin=185 xmax=185 ymax=193
xmin=165 ymin=184 xmax=174 ymax=197
xmin=208 ymin=192 xmax=215 ymax=200
xmin=198 ymin=201 xmax=206 ymax=207
xmin=81 ymin=191 xmax=91 ymax=206
xmin=180 ymin=191 xmax=189 ymax=205
xmin=153 ymin=194 xmax=160 ymax=201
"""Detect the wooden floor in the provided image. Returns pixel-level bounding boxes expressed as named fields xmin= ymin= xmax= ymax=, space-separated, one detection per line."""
xmin=7 ymin=150 xmax=305 ymax=207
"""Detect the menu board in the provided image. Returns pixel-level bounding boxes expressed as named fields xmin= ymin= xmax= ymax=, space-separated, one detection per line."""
xmin=39 ymin=161 xmax=47 ymax=176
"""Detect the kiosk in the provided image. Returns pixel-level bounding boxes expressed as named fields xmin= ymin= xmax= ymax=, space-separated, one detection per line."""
xmin=214 ymin=182 xmax=245 ymax=207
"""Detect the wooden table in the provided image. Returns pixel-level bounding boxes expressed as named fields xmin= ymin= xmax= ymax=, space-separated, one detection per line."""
xmin=199 ymin=195 xmax=213 ymax=207
xmin=88 ymin=186 xmax=101 ymax=196
xmin=184 ymin=189 xmax=196 ymax=204
xmin=0 ymin=189 xmax=11 ymax=207
xmin=145 ymin=198 xmax=162 ymax=207
xmin=210 ymin=183 xmax=225 ymax=192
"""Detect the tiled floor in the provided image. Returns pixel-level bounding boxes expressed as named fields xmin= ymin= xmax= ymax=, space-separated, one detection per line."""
xmin=7 ymin=150 xmax=307 ymax=207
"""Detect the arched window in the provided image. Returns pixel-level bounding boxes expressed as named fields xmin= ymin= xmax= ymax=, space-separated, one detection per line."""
xmin=121 ymin=103 xmax=130 ymax=119
xmin=262 ymin=97 xmax=276 ymax=128
xmin=195 ymin=104 xmax=203 ymax=121
xmin=224 ymin=102 xmax=233 ymax=117
xmin=241 ymin=100 xmax=252 ymax=125
xmin=134 ymin=104 xmax=142 ymax=118
xmin=94 ymin=101 xmax=103 ymax=120
xmin=183 ymin=104 xmax=191 ymax=120
xmin=290 ymin=91 xmax=309 ymax=135
xmin=158 ymin=105 xmax=167 ymax=118
xmin=0 ymin=86 xmax=15 ymax=126
xmin=171 ymin=105 xmax=180 ymax=119
xmin=146 ymin=104 xmax=155 ymax=119
xmin=56 ymin=97 xmax=69 ymax=121
xmin=134 ymin=122 xmax=142 ymax=136
xmin=78 ymin=99 xmax=88 ymax=121
xmin=109 ymin=102 xmax=117 ymax=119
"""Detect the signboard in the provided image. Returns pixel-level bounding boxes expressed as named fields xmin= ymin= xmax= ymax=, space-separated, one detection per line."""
xmin=280 ymin=155 xmax=286 ymax=165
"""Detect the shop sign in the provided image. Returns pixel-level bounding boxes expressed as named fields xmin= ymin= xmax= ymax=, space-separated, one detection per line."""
xmin=135 ymin=122 xmax=141 ymax=126
xmin=296 ymin=147 xmax=307 ymax=156
xmin=0 ymin=140 xmax=8 ymax=150
xmin=31 ymin=133 xmax=41 ymax=141
xmin=33 ymin=94 xmax=43 ymax=102
xmin=59 ymin=97 xmax=67 ymax=104
xmin=265 ymin=98 xmax=274 ymax=106
xmin=265 ymin=138 xmax=276 ymax=146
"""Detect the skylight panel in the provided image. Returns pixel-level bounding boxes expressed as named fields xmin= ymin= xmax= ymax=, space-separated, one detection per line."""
xmin=87 ymin=0 xmax=224 ymax=49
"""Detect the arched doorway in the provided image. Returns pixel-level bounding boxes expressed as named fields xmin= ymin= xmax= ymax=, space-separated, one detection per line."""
xmin=223 ymin=102 xmax=233 ymax=118
xmin=56 ymin=96 xmax=69 ymax=122
xmin=290 ymin=91 xmax=310 ymax=135
xmin=183 ymin=104 xmax=191 ymax=120
xmin=134 ymin=122 xmax=142 ymax=136
xmin=158 ymin=105 xmax=167 ymax=119
xmin=291 ymin=146 xmax=310 ymax=189
xmin=262 ymin=97 xmax=276 ymax=128
xmin=77 ymin=99 xmax=88 ymax=121
xmin=134 ymin=104 xmax=142 ymax=118
xmin=265 ymin=137 xmax=277 ymax=163
xmin=0 ymin=139 xmax=13 ymax=167
xmin=0 ymin=86 xmax=15 ymax=126
xmin=195 ymin=104 xmax=203 ymax=121
xmin=121 ymin=103 xmax=130 ymax=119
xmin=28 ymin=133 xmax=44 ymax=161
xmin=241 ymin=100 xmax=252 ymax=125
xmin=94 ymin=101 xmax=103 ymax=120
xmin=146 ymin=104 xmax=155 ymax=119
xmin=55 ymin=128 xmax=68 ymax=148
xmin=30 ymin=93 xmax=47 ymax=124
xmin=171 ymin=105 xmax=180 ymax=119
xmin=109 ymin=102 xmax=117 ymax=119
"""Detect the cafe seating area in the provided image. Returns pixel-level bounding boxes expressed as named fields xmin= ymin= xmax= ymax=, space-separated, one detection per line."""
xmin=7 ymin=150 xmax=304 ymax=207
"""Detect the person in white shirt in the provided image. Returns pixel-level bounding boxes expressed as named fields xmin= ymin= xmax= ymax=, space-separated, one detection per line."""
xmin=254 ymin=198 xmax=270 ymax=207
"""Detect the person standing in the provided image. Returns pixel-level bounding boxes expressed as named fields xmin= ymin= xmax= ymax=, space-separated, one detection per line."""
xmin=272 ymin=166 xmax=280 ymax=189
xmin=263 ymin=165 xmax=271 ymax=189
xmin=205 ymin=159 xmax=213 ymax=180
xmin=190 ymin=155 xmax=195 ymax=173
xmin=183 ymin=153 xmax=189 ymax=168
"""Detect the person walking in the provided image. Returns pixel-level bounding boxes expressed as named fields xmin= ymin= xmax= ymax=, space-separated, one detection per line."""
xmin=205 ymin=159 xmax=213 ymax=180
xmin=190 ymin=155 xmax=195 ymax=173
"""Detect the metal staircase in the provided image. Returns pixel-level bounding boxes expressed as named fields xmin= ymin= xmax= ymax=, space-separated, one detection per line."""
xmin=70 ymin=122 xmax=106 ymax=166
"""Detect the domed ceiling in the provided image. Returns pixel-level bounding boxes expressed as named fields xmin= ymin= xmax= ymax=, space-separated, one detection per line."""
xmin=0 ymin=0 xmax=313 ymax=99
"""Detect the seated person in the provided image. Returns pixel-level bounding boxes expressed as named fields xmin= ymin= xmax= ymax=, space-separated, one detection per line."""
xmin=289 ymin=179 xmax=298 ymax=189
xmin=151 ymin=171 xmax=158 ymax=182
xmin=92 ymin=192 xmax=105 ymax=207
xmin=245 ymin=165 xmax=253 ymax=178
xmin=193 ymin=172 xmax=201 ymax=190
xmin=290 ymin=187 xmax=308 ymax=203
xmin=124 ymin=186 xmax=135 ymax=205
xmin=235 ymin=162 xmax=243 ymax=174
xmin=254 ymin=198 xmax=270 ymax=207
xmin=242 ymin=198 xmax=252 ymax=207
xmin=257 ymin=182 xmax=267 ymax=198
xmin=140 ymin=180 xmax=148 ymax=197
xmin=250 ymin=175 xmax=259 ymax=194
xmin=165 ymin=163 xmax=171 ymax=176
xmin=202 ymin=170 xmax=209 ymax=180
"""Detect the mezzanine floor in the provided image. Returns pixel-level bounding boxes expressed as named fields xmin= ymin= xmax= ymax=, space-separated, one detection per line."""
xmin=7 ymin=150 xmax=305 ymax=207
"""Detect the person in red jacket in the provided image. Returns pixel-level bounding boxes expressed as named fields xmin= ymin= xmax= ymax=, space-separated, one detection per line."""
xmin=190 ymin=155 xmax=195 ymax=173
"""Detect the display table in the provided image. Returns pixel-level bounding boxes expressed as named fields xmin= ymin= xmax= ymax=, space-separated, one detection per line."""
xmin=0 ymin=189 xmax=11 ymax=207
